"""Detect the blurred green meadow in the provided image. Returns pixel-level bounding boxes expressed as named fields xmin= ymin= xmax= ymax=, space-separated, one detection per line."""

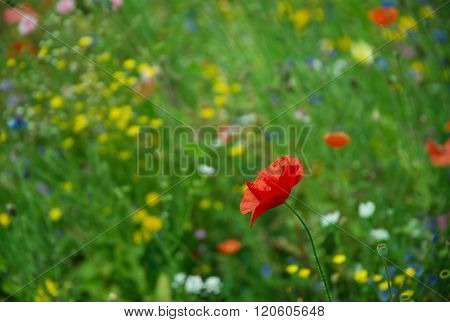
xmin=0 ymin=0 xmax=449 ymax=301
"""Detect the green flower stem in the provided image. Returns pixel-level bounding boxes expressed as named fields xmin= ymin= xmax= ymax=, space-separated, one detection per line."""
xmin=382 ymin=257 xmax=394 ymax=301
xmin=284 ymin=202 xmax=332 ymax=302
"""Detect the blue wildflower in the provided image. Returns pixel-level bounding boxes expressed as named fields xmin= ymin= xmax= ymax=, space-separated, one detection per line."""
xmin=261 ymin=264 xmax=272 ymax=277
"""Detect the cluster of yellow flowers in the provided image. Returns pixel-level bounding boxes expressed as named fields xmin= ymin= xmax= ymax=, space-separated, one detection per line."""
xmin=382 ymin=15 xmax=418 ymax=41
xmin=286 ymin=264 xmax=311 ymax=279
xmin=198 ymin=198 xmax=224 ymax=211
xmin=34 ymin=279 xmax=59 ymax=302
xmin=132 ymin=209 xmax=163 ymax=244
xmin=200 ymin=62 xmax=241 ymax=120
xmin=277 ymin=1 xmax=324 ymax=29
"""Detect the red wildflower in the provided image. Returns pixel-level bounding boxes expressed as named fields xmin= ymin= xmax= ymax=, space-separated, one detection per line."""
xmin=7 ymin=40 xmax=36 ymax=58
xmin=217 ymin=239 xmax=242 ymax=254
xmin=426 ymin=139 xmax=450 ymax=167
xmin=3 ymin=4 xmax=39 ymax=25
xmin=324 ymin=131 xmax=350 ymax=148
xmin=240 ymin=155 xmax=303 ymax=227
xmin=369 ymin=7 xmax=398 ymax=26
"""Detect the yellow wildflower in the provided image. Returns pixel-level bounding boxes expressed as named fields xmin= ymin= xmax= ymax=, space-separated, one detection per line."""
xmin=97 ymin=133 xmax=108 ymax=143
xmin=126 ymin=76 xmax=137 ymax=85
xmin=229 ymin=144 xmax=244 ymax=157
xmin=118 ymin=151 xmax=132 ymax=160
xmin=50 ymin=95 xmax=64 ymax=109
xmin=332 ymin=254 xmax=346 ymax=265
xmin=45 ymin=279 xmax=58 ymax=297
xmin=199 ymin=198 xmax=212 ymax=210
xmin=378 ymin=281 xmax=389 ymax=291
xmin=213 ymin=81 xmax=229 ymax=95
xmin=127 ymin=125 xmax=140 ymax=137
xmin=286 ymin=264 xmax=298 ymax=274
xmin=419 ymin=5 xmax=435 ymax=19
xmin=146 ymin=192 xmax=161 ymax=206
xmin=62 ymin=137 xmax=74 ymax=149
xmin=337 ymin=36 xmax=352 ymax=51
xmin=56 ymin=60 xmax=66 ymax=70
xmin=78 ymin=36 xmax=94 ymax=48
xmin=0 ymin=130 xmax=7 ymax=143
xmin=133 ymin=231 xmax=143 ymax=245
xmin=0 ymin=213 xmax=12 ymax=228
xmin=277 ymin=1 xmax=293 ymax=18
xmin=200 ymin=106 xmax=215 ymax=119
xmin=132 ymin=209 xmax=149 ymax=222
xmin=405 ymin=267 xmax=416 ymax=278
xmin=350 ymin=41 xmax=374 ymax=64
xmin=313 ymin=8 xmax=324 ymax=21
xmin=399 ymin=16 xmax=417 ymax=32
xmin=354 ymin=269 xmax=369 ymax=284
xmin=150 ymin=118 xmax=164 ymax=128
xmin=96 ymin=51 xmax=111 ymax=63
xmin=123 ymin=59 xmax=136 ymax=70
xmin=292 ymin=9 xmax=311 ymax=29
xmin=213 ymin=201 xmax=224 ymax=211
xmin=113 ymin=71 xmax=126 ymax=82
xmin=202 ymin=63 xmax=218 ymax=79
xmin=6 ymin=58 xmax=16 ymax=67
xmin=411 ymin=61 xmax=425 ymax=74
xmin=73 ymin=114 xmax=88 ymax=133
xmin=138 ymin=63 xmax=157 ymax=78
xmin=62 ymin=181 xmax=73 ymax=192
xmin=142 ymin=216 xmax=163 ymax=232
xmin=49 ymin=208 xmax=62 ymax=222
xmin=34 ymin=287 xmax=50 ymax=302
xmin=230 ymin=82 xmax=241 ymax=94
xmin=298 ymin=268 xmax=311 ymax=279
xmin=400 ymin=289 xmax=414 ymax=300
xmin=372 ymin=274 xmax=383 ymax=282
xmin=138 ymin=115 xmax=150 ymax=124
xmin=394 ymin=274 xmax=405 ymax=286
xmin=213 ymin=95 xmax=227 ymax=107
xmin=38 ymin=46 xmax=49 ymax=58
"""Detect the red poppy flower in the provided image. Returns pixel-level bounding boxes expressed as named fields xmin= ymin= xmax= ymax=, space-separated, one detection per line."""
xmin=240 ymin=155 xmax=303 ymax=227
xmin=426 ymin=139 xmax=450 ymax=167
xmin=324 ymin=131 xmax=350 ymax=148
xmin=369 ymin=7 xmax=398 ymax=26
xmin=217 ymin=239 xmax=242 ymax=254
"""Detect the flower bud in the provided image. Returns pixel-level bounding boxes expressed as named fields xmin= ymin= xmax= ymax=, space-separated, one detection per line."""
xmin=377 ymin=243 xmax=388 ymax=257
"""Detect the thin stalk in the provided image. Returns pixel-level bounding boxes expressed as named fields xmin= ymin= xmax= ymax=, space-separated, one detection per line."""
xmin=382 ymin=257 xmax=394 ymax=301
xmin=284 ymin=202 xmax=332 ymax=301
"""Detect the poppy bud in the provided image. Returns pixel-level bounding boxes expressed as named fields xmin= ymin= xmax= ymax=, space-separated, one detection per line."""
xmin=377 ymin=243 xmax=388 ymax=257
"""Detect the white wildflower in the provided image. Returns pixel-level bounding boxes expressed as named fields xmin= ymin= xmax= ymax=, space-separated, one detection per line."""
xmin=185 ymin=275 xmax=203 ymax=294
xmin=358 ymin=201 xmax=375 ymax=218
xmin=204 ymin=276 xmax=222 ymax=295
xmin=171 ymin=272 xmax=186 ymax=289
xmin=320 ymin=211 xmax=340 ymax=227
xmin=198 ymin=164 xmax=216 ymax=176
xmin=370 ymin=228 xmax=390 ymax=241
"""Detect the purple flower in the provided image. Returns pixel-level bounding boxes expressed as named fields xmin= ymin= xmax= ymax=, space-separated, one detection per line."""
xmin=436 ymin=214 xmax=448 ymax=231
xmin=0 ymin=79 xmax=14 ymax=91
xmin=194 ymin=228 xmax=207 ymax=240
xmin=36 ymin=181 xmax=51 ymax=195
